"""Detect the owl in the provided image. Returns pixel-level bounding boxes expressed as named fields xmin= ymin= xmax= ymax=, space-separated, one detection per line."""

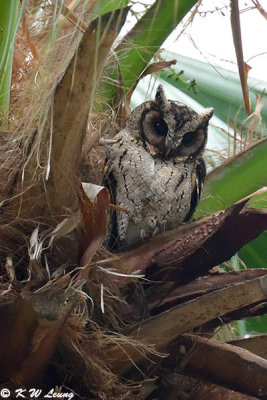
xmin=104 ymin=85 xmax=213 ymax=250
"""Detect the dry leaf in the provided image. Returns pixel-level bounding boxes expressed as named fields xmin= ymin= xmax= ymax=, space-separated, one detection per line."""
xmin=79 ymin=183 xmax=110 ymax=267
xmin=0 ymin=290 xmax=73 ymax=386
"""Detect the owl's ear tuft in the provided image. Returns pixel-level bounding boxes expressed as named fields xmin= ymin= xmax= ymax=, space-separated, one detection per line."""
xmin=199 ymin=107 xmax=214 ymax=127
xmin=155 ymin=85 xmax=168 ymax=108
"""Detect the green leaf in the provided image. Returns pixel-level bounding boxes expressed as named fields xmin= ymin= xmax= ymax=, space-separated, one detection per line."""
xmin=241 ymin=234 xmax=267 ymax=269
xmin=0 ymin=0 xmax=20 ymax=126
xmin=196 ymin=139 xmax=267 ymax=217
xmin=160 ymin=52 xmax=267 ymax=129
xmin=244 ymin=316 xmax=267 ymax=335
xmin=90 ymin=0 xmax=129 ymax=20
xmin=99 ymin=0 xmax=199 ymax=106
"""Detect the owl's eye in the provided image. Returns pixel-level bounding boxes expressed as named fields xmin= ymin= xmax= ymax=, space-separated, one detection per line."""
xmin=153 ymin=118 xmax=168 ymax=136
xmin=182 ymin=131 xmax=195 ymax=145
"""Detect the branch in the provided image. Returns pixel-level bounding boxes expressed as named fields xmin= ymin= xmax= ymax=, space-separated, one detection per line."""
xmin=230 ymin=0 xmax=251 ymax=115
xmin=107 ymin=274 xmax=267 ymax=375
xmin=117 ymin=189 xmax=267 ymax=284
xmin=147 ymin=269 xmax=267 ymax=314
xmin=229 ymin=335 xmax=267 ymax=359
xmin=50 ymin=8 xmax=129 ymax=213
xmin=164 ymin=334 xmax=267 ymax=399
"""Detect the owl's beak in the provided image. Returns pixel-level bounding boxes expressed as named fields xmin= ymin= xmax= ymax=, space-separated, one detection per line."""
xmin=164 ymin=136 xmax=177 ymax=158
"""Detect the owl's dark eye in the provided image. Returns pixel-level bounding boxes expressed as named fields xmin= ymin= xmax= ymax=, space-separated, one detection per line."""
xmin=153 ymin=118 xmax=168 ymax=136
xmin=182 ymin=131 xmax=195 ymax=145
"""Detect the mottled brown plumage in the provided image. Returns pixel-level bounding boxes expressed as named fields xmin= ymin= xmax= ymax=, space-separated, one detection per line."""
xmin=104 ymin=85 xmax=213 ymax=250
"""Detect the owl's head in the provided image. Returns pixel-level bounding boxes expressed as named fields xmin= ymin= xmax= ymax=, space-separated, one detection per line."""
xmin=127 ymin=85 xmax=214 ymax=160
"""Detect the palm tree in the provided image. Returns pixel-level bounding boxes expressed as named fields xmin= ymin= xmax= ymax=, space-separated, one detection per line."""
xmin=0 ymin=1 xmax=266 ymax=398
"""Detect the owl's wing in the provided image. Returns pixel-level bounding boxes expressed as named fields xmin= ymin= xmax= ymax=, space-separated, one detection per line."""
xmin=103 ymin=167 xmax=120 ymax=251
xmin=184 ymin=158 xmax=206 ymax=222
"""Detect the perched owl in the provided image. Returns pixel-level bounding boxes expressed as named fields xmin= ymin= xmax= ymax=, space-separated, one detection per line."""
xmin=104 ymin=85 xmax=213 ymax=250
